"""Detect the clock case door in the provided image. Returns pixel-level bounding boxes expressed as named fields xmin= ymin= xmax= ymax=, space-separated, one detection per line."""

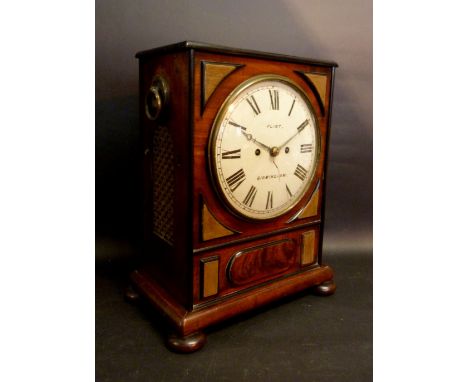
xmin=133 ymin=42 xmax=337 ymax=338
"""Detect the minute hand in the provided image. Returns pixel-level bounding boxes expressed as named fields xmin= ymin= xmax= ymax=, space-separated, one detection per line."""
xmin=278 ymin=120 xmax=310 ymax=150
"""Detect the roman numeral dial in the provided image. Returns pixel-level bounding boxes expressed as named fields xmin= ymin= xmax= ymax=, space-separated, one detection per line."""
xmin=269 ymin=90 xmax=279 ymax=110
xmin=300 ymin=144 xmax=313 ymax=153
xmin=246 ymin=95 xmax=261 ymax=115
xmin=294 ymin=164 xmax=308 ymax=181
xmin=243 ymin=186 xmax=257 ymax=207
xmin=225 ymin=168 xmax=246 ymax=192
xmin=288 ymin=98 xmax=296 ymax=116
xmin=265 ymin=191 xmax=273 ymax=209
xmin=211 ymin=76 xmax=319 ymax=220
xmin=221 ymin=149 xmax=241 ymax=159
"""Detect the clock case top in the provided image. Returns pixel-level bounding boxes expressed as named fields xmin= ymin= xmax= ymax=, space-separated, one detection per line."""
xmin=136 ymin=41 xmax=337 ymax=309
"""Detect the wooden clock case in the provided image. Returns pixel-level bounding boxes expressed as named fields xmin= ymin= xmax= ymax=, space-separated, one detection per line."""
xmin=128 ymin=42 xmax=338 ymax=353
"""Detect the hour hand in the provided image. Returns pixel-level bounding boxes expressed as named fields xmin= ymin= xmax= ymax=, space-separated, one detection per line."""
xmin=242 ymin=131 xmax=271 ymax=152
xmin=228 ymin=121 xmax=247 ymax=131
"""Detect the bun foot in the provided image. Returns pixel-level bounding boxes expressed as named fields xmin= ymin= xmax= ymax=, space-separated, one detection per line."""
xmin=167 ymin=331 xmax=207 ymax=353
xmin=125 ymin=285 xmax=140 ymax=302
xmin=311 ymin=279 xmax=336 ymax=296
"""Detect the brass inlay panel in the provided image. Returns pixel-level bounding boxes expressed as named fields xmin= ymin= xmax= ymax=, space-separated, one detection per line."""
xmin=303 ymin=73 xmax=328 ymax=106
xmin=202 ymin=62 xmax=242 ymax=109
xmin=201 ymin=257 xmax=219 ymax=298
xmin=297 ymin=182 xmax=320 ymax=220
xmin=301 ymin=230 xmax=317 ymax=266
xmin=201 ymin=202 xmax=235 ymax=241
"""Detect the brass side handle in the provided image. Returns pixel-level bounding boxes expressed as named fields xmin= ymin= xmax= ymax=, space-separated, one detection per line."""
xmin=145 ymin=76 xmax=169 ymax=121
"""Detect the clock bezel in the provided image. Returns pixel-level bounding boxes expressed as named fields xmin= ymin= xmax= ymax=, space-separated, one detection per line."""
xmin=207 ymin=74 xmax=321 ymax=222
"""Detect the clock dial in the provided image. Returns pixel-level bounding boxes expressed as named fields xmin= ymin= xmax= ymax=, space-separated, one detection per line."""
xmin=210 ymin=75 xmax=319 ymax=220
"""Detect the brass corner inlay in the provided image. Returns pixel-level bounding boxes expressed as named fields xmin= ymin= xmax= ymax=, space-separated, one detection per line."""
xmin=304 ymin=73 xmax=328 ymax=106
xmin=200 ymin=256 xmax=219 ymax=298
xmin=295 ymin=71 xmax=328 ymax=115
xmin=301 ymin=230 xmax=317 ymax=266
xmin=297 ymin=181 xmax=321 ymax=220
xmin=201 ymin=61 xmax=243 ymax=112
xmin=201 ymin=202 xmax=236 ymax=241
xmin=288 ymin=181 xmax=321 ymax=223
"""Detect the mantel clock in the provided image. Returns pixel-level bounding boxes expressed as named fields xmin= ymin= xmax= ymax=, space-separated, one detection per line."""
xmin=128 ymin=41 xmax=338 ymax=352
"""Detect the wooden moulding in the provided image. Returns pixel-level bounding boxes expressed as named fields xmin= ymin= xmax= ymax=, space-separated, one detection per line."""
xmin=135 ymin=41 xmax=339 ymax=68
xmin=130 ymin=265 xmax=334 ymax=336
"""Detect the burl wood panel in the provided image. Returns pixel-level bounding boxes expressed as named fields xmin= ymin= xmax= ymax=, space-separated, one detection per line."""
xmin=193 ymin=226 xmax=320 ymax=305
xmin=191 ymin=51 xmax=333 ymax=251
xmin=227 ymin=239 xmax=296 ymax=286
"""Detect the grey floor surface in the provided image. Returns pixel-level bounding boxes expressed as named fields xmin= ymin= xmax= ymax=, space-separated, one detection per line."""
xmin=96 ymin=253 xmax=372 ymax=382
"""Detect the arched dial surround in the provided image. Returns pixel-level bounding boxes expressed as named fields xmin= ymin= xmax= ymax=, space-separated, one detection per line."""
xmin=209 ymin=75 xmax=320 ymax=220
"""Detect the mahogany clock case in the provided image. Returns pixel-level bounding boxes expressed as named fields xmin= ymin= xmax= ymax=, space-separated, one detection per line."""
xmin=130 ymin=41 xmax=337 ymax=350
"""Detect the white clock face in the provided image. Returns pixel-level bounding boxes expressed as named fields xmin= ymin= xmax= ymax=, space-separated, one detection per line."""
xmin=210 ymin=75 xmax=319 ymax=220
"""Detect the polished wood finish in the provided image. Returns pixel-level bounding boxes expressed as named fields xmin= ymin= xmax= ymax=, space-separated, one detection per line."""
xmin=193 ymin=228 xmax=313 ymax=305
xmin=191 ymin=51 xmax=333 ymax=252
xmin=132 ymin=42 xmax=337 ymax=351
xmin=311 ymin=279 xmax=336 ymax=296
xmin=125 ymin=285 xmax=140 ymax=303
xmin=227 ymin=239 xmax=296 ymax=287
xmin=136 ymin=41 xmax=338 ymax=68
xmin=131 ymin=264 xmax=333 ymax=336
xmin=167 ymin=331 xmax=207 ymax=353
xmin=138 ymin=50 xmax=193 ymax=308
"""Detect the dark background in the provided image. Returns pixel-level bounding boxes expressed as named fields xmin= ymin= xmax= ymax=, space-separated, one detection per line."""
xmin=96 ymin=0 xmax=372 ymax=380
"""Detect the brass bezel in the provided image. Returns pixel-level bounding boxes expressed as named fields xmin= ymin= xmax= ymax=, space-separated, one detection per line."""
xmin=207 ymin=74 xmax=321 ymax=222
